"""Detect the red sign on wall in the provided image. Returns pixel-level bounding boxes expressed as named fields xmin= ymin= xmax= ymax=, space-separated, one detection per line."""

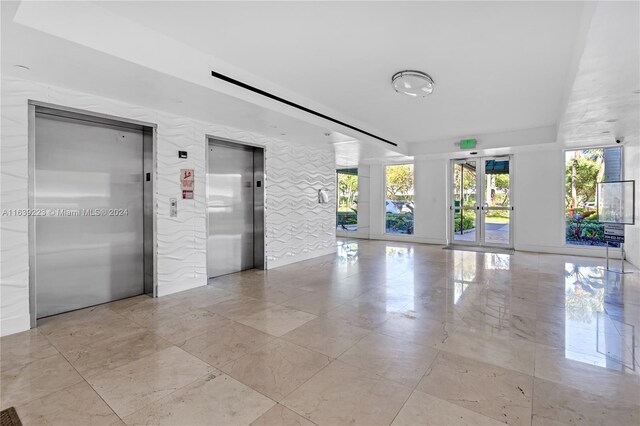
xmin=180 ymin=169 xmax=194 ymax=199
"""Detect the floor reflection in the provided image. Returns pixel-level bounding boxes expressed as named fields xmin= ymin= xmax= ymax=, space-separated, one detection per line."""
xmin=563 ymin=263 xmax=635 ymax=371
xmin=336 ymin=240 xmax=359 ymax=264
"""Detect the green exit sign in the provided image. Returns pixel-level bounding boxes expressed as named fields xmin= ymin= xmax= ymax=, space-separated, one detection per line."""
xmin=460 ymin=139 xmax=477 ymax=149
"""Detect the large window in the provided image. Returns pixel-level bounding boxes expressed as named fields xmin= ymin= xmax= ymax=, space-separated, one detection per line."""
xmin=565 ymin=147 xmax=622 ymax=246
xmin=336 ymin=168 xmax=358 ymax=231
xmin=385 ymin=164 xmax=414 ymax=235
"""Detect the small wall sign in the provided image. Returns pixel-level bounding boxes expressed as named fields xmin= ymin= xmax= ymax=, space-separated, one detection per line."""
xmin=604 ymin=223 xmax=625 ymax=244
xmin=180 ymin=169 xmax=194 ymax=199
xmin=178 ymin=151 xmax=188 ymax=159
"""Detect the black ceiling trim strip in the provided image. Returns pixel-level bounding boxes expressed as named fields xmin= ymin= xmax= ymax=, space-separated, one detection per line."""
xmin=211 ymin=70 xmax=397 ymax=147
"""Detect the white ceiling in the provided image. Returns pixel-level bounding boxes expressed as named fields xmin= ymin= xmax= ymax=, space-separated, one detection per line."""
xmin=95 ymin=1 xmax=587 ymax=144
xmin=557 ymin=1 xmax=640 ymax=148
xmin=2 ymin=1 xmax=637 ymax=165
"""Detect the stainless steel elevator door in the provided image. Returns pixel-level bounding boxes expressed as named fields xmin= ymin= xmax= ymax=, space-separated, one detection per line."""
xmin=207 ymin=142 xmax=255 ymax=277
xmin=34 ymin=113 xmax=145 ymax=318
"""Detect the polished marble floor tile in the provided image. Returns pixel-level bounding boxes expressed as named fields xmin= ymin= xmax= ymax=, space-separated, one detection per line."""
xmin=0 ymin=329 xmax=59 ymax=373
xmin=391 ymin=390 xmax=506 ymax=426
xmin=281 ymin=316 xmax=371 ymax=358
xmin=181 ymin=322 xmax=275 ymax=368
xmin=374 ymin=312 xmax=453 ymax=346
xmin=62 ymin=329 xmax=173 ymax=378
xmin=418 ymin=351 xmax=533 ymax=426
xmin=0 ymin=353 xmax=84 ymax=409
xmin=435 ymin=328 xmax=535 ymax=375
xmin=532 ymin=378 xmax=639 ymax=426
xmin=338 ymin=332 xmax=438 ymax=387
xmin=15 ymin=382 xmax=119 ymax=426
xmin=250 ymin=404 xmax=316 ymax=426
xmin=221 ymin=339 xmax=331 ymax=401
xmin=87 ymin=346 xmax=215 ymax=417
xmin=139 ymin=309 xmax=232 ymax=346
xmin=237 ymin=305 xmax=317 ymax=337
xmin=123 ymin=373 xmax=275 ymax=426
xmin=2 ymin=238 xmax=638 ymax=425
xmin=281 ymin=360 xmax=412 ymax=426
xmin=205 ymin=295 xmax=280 ymax=320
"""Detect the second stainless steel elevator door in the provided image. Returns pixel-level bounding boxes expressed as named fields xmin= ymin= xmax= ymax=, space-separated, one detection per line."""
xmin=34 ymin=112 xmax=145 ymax=318
xmin=207 ymin=142 xmax=256 ymax=277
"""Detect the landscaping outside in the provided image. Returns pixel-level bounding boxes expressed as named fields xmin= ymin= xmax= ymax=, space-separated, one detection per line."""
xmin=386 ymin=164 xmax=414 ymax=235
xmin=565 ymin=148 xmax=619 ymax=247
xmin=336 ymin=169 xmax=358 ymax=231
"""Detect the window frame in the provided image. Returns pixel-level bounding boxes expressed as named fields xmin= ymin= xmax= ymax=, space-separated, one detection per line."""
xmin=383 ymin=162 xmax=415 ymax=236
xmin=562 ymin=145 xmax=624 ymax=247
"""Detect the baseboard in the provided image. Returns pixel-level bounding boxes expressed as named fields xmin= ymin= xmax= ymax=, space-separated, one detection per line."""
xmin=267 ymin=246 xmax=337 ymax=269
xmin=336 ymin=231 xmax=370 ymax=239
xmin=369 ymin=234 xmax=447 ymax=245
xmin=0 ymin=314 xmax=31 ymax=337
xmin=515 ymin=243 xmax=625 ymax=259
xmin=156 ymin=278 xmax=207 ymax=297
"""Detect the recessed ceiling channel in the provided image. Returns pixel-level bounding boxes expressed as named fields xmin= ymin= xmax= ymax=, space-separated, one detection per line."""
xmin=210 ymin=70 xmax=397 ymax=147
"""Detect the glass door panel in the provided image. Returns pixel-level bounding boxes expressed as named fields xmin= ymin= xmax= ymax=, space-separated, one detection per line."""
xmin=450 ymin=156 xmax=513 ymax=248
xmin=452 ymin=160 xmax=479 ymax=244
xmin=481 ymin=157 xmax=512 ymax=247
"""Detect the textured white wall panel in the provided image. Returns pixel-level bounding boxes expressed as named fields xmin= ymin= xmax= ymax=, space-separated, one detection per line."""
xmin=0 ymin=76 xmax=336 ymax=336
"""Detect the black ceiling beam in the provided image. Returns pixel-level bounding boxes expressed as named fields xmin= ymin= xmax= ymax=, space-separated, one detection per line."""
xmin=211 ymin=70 xmax=397 ymax=147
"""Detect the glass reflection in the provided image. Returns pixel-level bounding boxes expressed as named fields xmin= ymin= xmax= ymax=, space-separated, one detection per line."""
xmin=337 ymin=240 xmax=359 ymax=264
xmin=385 ymin=246 xmax=411 ymax=258
xmin=484 ymin=253 xmax=510 ymax=270
xmin=453 ymin=252 xmax=477 ymax=304
xmin=563 ymin=263 xmax=635 ymax=371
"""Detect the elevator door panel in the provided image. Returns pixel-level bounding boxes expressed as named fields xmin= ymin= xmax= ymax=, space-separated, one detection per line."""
xmin=208 ymin=143 xmax=254 ymax=277
xmin=35 ymin=114 xmax=144 ymax=318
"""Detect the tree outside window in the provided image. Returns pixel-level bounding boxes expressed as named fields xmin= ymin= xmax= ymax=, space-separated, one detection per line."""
xmin=385 ymin=164 xmax=414 ymax=235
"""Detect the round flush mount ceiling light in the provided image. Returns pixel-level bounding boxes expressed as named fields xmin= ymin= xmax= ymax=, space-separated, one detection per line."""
xmin=392 ymin=70 xmax=435 ymax=97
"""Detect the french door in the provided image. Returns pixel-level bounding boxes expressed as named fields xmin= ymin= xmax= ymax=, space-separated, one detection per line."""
xmin=450 ymin=156 xmax=513 ymax=248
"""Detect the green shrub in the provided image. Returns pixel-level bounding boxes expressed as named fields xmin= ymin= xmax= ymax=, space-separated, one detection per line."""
xmin=386 ymin=213 xmax=414 ymax=234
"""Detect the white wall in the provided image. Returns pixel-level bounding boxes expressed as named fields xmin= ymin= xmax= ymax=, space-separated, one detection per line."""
xmin=368 ymin=160 xmax=447 ymax=245
xmin=0 ymin=76 xmax=335 ymax=336
xmin=360 ymin=143 xmax=637 ymax=264
xmin=623 ymin=139 xmax=640 ymax=268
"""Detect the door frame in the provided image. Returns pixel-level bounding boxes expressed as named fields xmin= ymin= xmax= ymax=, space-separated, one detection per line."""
xmin=449 ymin=155 xmax=514 ymax=248
xmin=28 ymin=101 xmax=158 ymax=328
xmin=205 ymin=136 xmax=266 ymax=279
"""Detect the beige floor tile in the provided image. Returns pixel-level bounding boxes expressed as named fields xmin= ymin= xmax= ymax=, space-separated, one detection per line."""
xmin=0 ymin=353 xmax=84 ymax=410
xmin=236 ymin=284 xmax=312 ymax=305
xmin=15 ymin=381 xmax=119 ymax=426
xmin=62 ymin=329 xmax=173 ymax=378
xmin=435 ymin=328 xmax=535 ymax=375
xmin=181 ymin=322 xmax=275 ymax=368
xmin=281 ymin=360 xmax=412 ymax=426
xmin=205 ymin=295 xmax=279 ymax=320
xmin=324 ymin=304 xmax=395 ymax=330
xmin=418 ymin=351 xmax=533 ymax=426
xmin=281 ymin=317 xmax=371 ymax=358
xmin=534 ymin=343 xmax=640 ymax=406
xmin=338 ymin=333 xmax=438 ymax=387
xmin=123 ymin=374 xmax=275 ymax=426
xmin=222 ymin=339 xmax=331 ymax=401
xmin=391 ymin=390 xmax=506 ymax=426
xmin=142 ymin=309 xmax=232 ymax=346
xmin=375 ymin=313 xmax=453 ymax=347
xmin=39 ymin=306 xmax=146 ymax=353
xmin=0 ymin=329 xmax=59 ymax=372
xmin=283 ymin=292 xmax=351 ymax=315
xmin=532 ymin=378 xmax=639 ymax=426
xmin=238 ymin=306 xmax=317 ymax=337
xmin=86 ymin=346 xmax=215 ymax=418
xmin=250 ymin=404 xmax=316 ymax=426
